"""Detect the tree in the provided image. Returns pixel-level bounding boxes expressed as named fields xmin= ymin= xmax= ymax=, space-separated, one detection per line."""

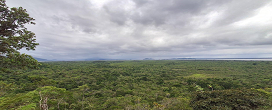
xmin=0 ymin=0 xmax=39 ymax=69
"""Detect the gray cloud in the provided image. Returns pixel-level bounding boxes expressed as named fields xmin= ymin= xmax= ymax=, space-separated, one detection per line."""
xmin=6 ymin=0 xmax=272 ymax=60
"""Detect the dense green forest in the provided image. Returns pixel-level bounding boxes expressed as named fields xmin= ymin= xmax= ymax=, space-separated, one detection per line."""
xmin=1 ymin=60 xmax=272 ymax=109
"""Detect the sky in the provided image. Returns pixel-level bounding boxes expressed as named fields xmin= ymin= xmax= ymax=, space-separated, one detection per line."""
xmin=5 ymin=0 xmax=272 ymax=60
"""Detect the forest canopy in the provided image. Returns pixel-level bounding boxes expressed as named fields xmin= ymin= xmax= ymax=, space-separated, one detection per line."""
xmin=1 ymin=60 xmax=272 ymax=109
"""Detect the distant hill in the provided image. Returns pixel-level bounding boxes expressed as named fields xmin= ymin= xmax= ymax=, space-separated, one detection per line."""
xmin=143 ymin=58 xmax=153 ymax=60
xmin=84 ymin=58 xmax=124 ymax=61
xmin=34 ymin=57 xmax=49 ymax=61
xmin=171 ymin=58 xmax=196 ymax=60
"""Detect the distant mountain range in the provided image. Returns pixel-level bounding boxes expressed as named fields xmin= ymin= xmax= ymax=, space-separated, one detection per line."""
xmin=34 ymin=57 xmax=124 ymax=61
xmin=84 ymin=58 xmax=125 ymax=61
xmin=143 ymin=58 xmax=153 ymax=60
xmin=34 ymin=57 xmax=49 ymax=61
xmin=34 ymin=57 xmax=272 ymax=62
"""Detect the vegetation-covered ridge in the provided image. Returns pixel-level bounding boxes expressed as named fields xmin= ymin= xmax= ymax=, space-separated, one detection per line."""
xmin=1 ymin=60 xmax=272 ymax=109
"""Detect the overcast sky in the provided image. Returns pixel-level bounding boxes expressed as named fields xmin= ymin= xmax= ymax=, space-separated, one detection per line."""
xmin=6 ymin=0 xmax=272 ymax=60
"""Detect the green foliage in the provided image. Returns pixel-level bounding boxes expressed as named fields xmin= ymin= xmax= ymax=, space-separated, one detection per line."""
xmin=0 ymin=92 xmax=34 ymax=109
xmin=195 ymin=85 xmax=204 ymax=92
xmin=0 ymin=0 xmax=39 ymax=69
xmin=191 ymin=89 xmax=270 ymax=110
xmin=1 ymin=60 xmax=272 ymax=109
xmin=0 ymin=86 xmax=71 ymax=110
xmin=18 ymin=103 xmax=36 ymax=110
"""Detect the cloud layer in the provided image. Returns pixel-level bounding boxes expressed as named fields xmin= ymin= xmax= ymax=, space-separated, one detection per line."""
xmin=6 ymin=0 xmax=272 ymax=60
